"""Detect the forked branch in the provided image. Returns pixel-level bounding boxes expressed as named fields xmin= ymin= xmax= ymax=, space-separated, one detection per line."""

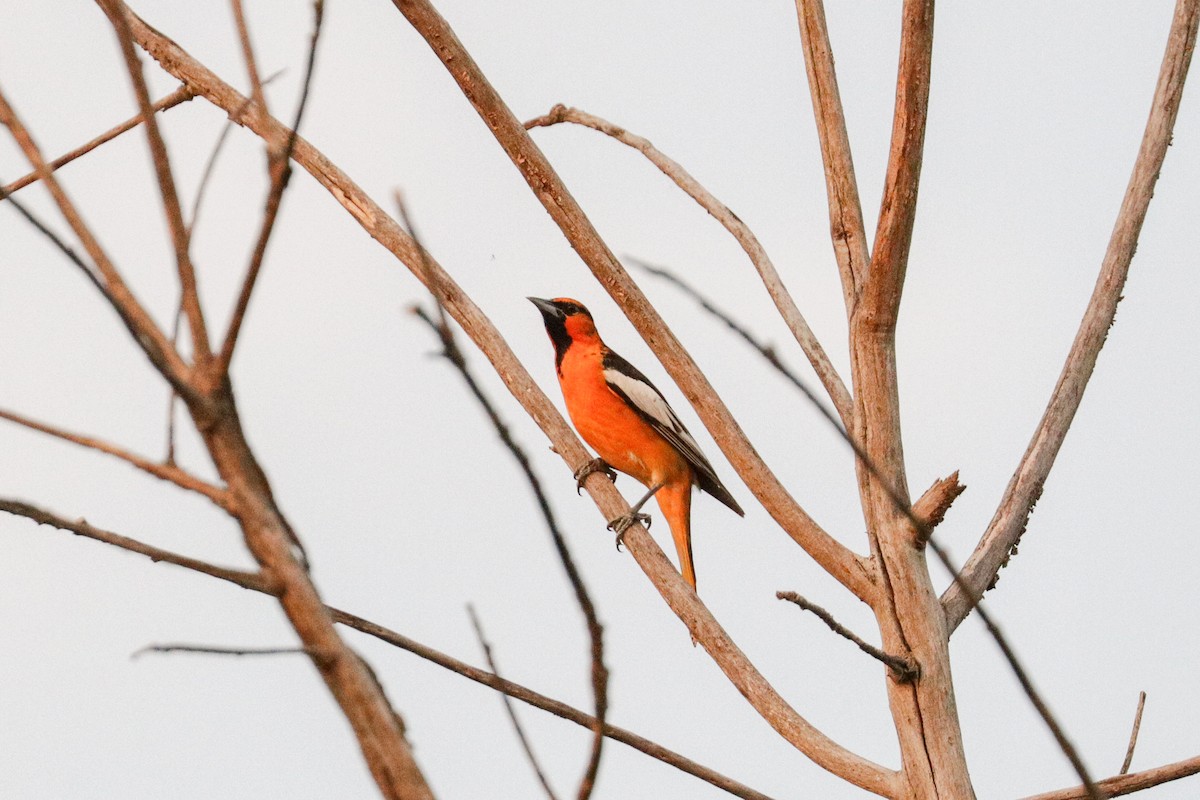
xmin=2 ymin=84 xmax=194 ymax=197
xmin=0 ymin=497 xmax=777 ymax=800
xmin=389 ymin=0 xmax=876 ymax=608
xmin=97 ymin=0 xmax=211 ymax=363
xmin=0 ymin=85 xmax=196 ymax=403
xmin=859 ymin=0 xmax=934 ymax=331
xmin=211 ymin=0 xmax=325 ymax=384
xmin=118 ymin=9 xmax=897 ymax=792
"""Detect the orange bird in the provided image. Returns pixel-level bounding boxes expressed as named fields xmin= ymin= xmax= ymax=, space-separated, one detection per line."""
xmin=530 ymin=297 xmax=744 ymax=590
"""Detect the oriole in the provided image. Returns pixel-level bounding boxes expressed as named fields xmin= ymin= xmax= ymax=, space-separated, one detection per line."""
xmin=530 ymin=297 xmax=744 ymax=591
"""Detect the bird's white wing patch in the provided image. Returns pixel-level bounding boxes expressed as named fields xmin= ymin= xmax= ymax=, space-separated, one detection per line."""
xmin=604 ymin=366 xmax=710 ymax=470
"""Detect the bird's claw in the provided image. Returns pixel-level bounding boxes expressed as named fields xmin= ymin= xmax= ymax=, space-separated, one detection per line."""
xmin=607 ymin=511 xmax=652 ymax=551
xmin=574 ymin=458 xmax=617 ymax=495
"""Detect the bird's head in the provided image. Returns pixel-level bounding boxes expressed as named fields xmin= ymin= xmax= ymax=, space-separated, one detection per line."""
xmin=529 ymin=296 xmax=599 ymax=365
xmin=529 ymin=296 xmax=597 ymax=337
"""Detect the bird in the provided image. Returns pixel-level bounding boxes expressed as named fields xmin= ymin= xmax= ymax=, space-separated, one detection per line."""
xmin=529 ymin=296 xmax=744 ymax=591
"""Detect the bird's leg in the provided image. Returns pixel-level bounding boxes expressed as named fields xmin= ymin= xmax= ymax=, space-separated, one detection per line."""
xmin=607 ymin=481 xmax=665 ymax=551
xmin=574 ymin=457 xmax=617 ymax=495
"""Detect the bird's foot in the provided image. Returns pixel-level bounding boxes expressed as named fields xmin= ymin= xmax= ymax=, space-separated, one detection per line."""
xmin=607 ymin=511 xmax=652 ymax=551
xmin=574 ymin=458 xmax=617 ymax=495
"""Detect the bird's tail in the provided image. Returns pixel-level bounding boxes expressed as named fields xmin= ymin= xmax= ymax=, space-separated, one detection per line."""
xmin=657 ymin=483 xmax=696 ymax=591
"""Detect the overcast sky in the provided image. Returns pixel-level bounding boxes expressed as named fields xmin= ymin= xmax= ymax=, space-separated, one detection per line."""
xmin=1 ymin=1 xmax=1198 ymax=798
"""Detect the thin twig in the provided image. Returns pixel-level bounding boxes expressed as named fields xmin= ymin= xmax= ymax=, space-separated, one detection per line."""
xmin=0 ymin=496 xmax=777 ymax=800
xmin=0 ymin=182 xmax=106 ymax=295
xmin=944 ymin=0 xmax=1200 ymax=631
xmin=133 ymin=643 xmax=309 ymax=659
xmin=189 ymin=69 xmax=285 ymax=235
xmin=97 ymin=0 xmax=211 ymax=363
xmin=230 ymin=0 xmax=268 ymax=118
xmin=1021 ymin=753 xmax=1200 ymax=800
xmin=0 ymin=498 xmax=263 ymax=587
xmin=1120 ymin=692 xmax=1147 ymax=775
xmin=1 ymin=85 xmax=194 ymax=197
xmin=0 ymin=407 xmax=231 ymax=510
xmin=776 ymin=591 xmax=918 ymax=682
xmin=526 ymin=104 xmax=853 ymax=428
xmin=925 ymin=536 xmax=1103 ymax=799
xmin=404 ymin=194 xmax=607 ymax=800
xmin=468 ymin=606 xmax=560 ymax=800
xmin=0 ymin=85 xmax=197 ymax=402
xmin=211 ymin=1 xmax=325 ymax=384
xmin=629 ymin=256 xmax=845 ymax=435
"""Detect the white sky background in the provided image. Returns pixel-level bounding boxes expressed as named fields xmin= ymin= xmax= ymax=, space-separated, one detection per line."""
xmin=1 ymin=1 xmax=1198 ymax=798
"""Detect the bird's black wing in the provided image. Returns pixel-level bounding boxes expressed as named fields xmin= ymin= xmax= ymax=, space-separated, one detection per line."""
xmin=602 ymin=349 xmax=744 ymax=516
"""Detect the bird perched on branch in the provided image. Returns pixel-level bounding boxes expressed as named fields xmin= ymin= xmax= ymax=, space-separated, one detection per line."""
xmin=529 ymin=296 xmax=744 ymax=591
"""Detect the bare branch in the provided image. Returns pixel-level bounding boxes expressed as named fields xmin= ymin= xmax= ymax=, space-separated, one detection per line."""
xmin=777 ymin=591 xmax=919 ymax=682
xmin=468 ymin=606 xmax=560 ymax=800
xmin=1121 ymin=692 xmax=1147 ymax=775
xmin=96 ymin=0 xmax=211 ymax=363
xmin=122 ymin=15 xmax=898 ymax=795
xmin=211 ymin=1 xmax=325 ymax=384
xmin=2 ymin=497 xmax=778 ymax=800
xmin=525 ymin=104 xmax=853 ymax=426
xmin=2 ymin=84 xmax=195 ymax=197
xmin=859 ymin=0 xmax=934 ymax=331
xmin=0 ymin=407 xmax=231 ymax=510
xmin=911 ymin=472 xmax=965 ymax=541
xmin=1021 ymin=754 xmax=1200 ymax=800
xmin=793 ymin=0 xmax=870 ymax=310
xmin=0 ymin=498 xmax=263 ymax=587
xmin=943 ymin=0 xmax=1200 ymax=631
xmin=0 ymin=83 xmax=198 ymax=402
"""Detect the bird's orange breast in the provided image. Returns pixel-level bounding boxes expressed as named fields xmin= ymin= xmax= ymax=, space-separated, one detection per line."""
xmin=557 ymin=343 xmax=691 ymax=489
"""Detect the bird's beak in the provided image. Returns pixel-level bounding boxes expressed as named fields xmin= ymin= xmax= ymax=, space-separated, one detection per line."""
xmin=527 ymin=297 xmax=562 ymax=320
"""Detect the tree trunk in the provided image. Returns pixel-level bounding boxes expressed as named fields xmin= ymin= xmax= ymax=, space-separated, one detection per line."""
xmin=851 ymin=320 xmax=974 ymax=800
